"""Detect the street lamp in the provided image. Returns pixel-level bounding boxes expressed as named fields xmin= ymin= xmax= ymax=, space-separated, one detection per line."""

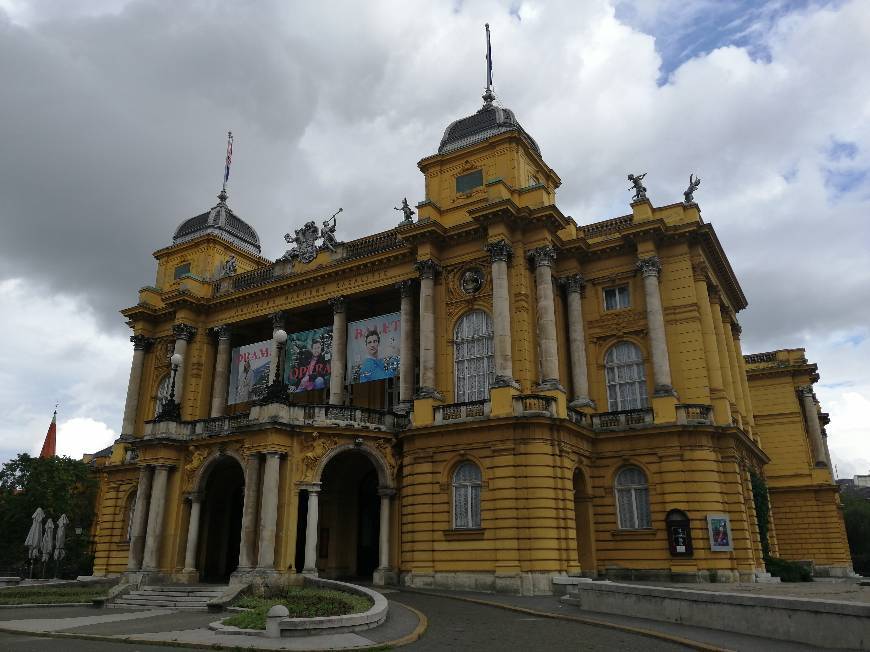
xmin=156 ymin=352 xmax=183 ymax=421
xmin=259 ymin=329 xmax=290 ymax=405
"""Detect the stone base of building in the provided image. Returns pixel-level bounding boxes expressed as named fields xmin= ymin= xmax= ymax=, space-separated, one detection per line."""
xmin=812 ymin=564 xmax=858 ymax=578
xmin=600 ymin=568 xmax=753 ymax=583
xmin=401 ymin=570 xmax=565 ymax=595
xmin=373 ymin=568 xmax=397 ymax=586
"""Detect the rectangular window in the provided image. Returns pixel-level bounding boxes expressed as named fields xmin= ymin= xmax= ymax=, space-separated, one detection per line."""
xmin=456 ymin=169 xmax=483 ymax=194
xmin=173 ymin=262 xmax=191 ymax=279
xmin=604 ymin=285 xmax=630 ymax=311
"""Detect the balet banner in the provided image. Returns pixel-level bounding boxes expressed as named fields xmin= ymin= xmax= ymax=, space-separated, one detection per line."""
xmin=228 ymin=339 xmax=272 ymax=405
xmin=347 ymin=312 xmax=400 ymax=384
xmin=284 ymin=326 xmax=333 ymax=393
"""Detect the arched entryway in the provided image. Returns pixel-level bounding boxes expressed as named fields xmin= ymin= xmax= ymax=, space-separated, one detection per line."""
xmin=296 ymin=450 xmax=383 ymax=580
xmin=198 ymin=456 xmax=244 ymax=583
xmin=573 ymin=468 xmax=597 ymax=576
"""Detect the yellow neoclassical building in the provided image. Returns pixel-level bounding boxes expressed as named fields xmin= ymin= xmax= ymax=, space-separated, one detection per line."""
xmin=88 ymin=80 xmax=852 ymax=593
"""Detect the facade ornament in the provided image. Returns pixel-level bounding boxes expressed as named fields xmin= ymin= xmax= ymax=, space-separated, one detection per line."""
xmin=172 ymin=323 xmax=198 ymax=342
xmin=281 ymin=209 xmax=343 ymax=263
xmin=396 ymin=279 xmax=414 ymax=298
xmin=683 ymin=173 xmax=701 ymax=204
xmin=636 ymin=255 xmax=662 ymax=278
xmin=691 ymin=259 xmax=709 ymax=282
xmin=394 ymin=198 xmax=415 ymax=223
xmin=184 ymin=446 xmax=207 ymax=477
xmin=221 ymin=255 xmax=237 ymax=277
xmin=415 ymin=259 xmax=441 ymax=280
xmin=627 ymin=172 xmax=648 ymax=202
xmin=328 ymin=296 xmax=346 ymax=314
xmin=460 ymin=268 xmax=485 ymax=295
xmin=560 ymin=274 xmax=585 ymax=294
xmin=130 ymin=334 xmax=154 ymax=351
xmin=374 ymin=438 xmax=397 ymax=476
xmin=527 ymin=245 xmax=557 ymax=268
xmin=301 ymin=432 xmax=339 ymax=481
xmin=484 ymin=239 xmax=513 ymax=263
xmin=731 ymin=322 xmax=743 ymax=337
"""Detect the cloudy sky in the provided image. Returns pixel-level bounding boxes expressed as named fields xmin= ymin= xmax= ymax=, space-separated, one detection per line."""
xmin=0 ymin=0 xmax=867 ymax=477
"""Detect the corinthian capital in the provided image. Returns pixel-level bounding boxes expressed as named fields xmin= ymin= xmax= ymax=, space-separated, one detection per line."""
xmin=636 ymin=255 xmax=661 ymax=278
xmin=172 ymin=323 xmax=198 ymax=342
xmin=485 ymin=239 xmax=513 ymax=263
xmin=528 ymin=245 xmax=557 ymax=268
xmin=559 ymin=274 xmax=585 ymax=294
xmin=796 ymin=385 xmax=815 ymax=400
xmin=414 ymin=259 xmax=441 ymax=280
xmin=329 ymin=296 xmax=346 ymax=314
xmin=396 ymin=279 xmax=414 ymax=298
xmin=130 ymin=334 xmax=154 ymax=351
xmin=209 ymin=324 xmax=231 ymax=340
xmin=271 ymin=311 xmax=286 ymax=329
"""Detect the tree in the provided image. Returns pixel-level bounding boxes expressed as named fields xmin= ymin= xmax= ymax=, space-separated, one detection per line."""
xmin=841 ymin=490 xmax=870 ymax=576
xmin=0 ymin=454 xmax=98 ymax=577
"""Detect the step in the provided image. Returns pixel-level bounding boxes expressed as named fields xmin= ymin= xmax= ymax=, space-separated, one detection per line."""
xmin=132 ymin=592 xmax=220 ymax=600
xmin=111 ymin=602 xmax=208 ymax=611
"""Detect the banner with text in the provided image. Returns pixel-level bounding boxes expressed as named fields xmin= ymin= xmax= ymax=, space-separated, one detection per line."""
xmin=347 ymin=312 xmax=401 ymax=384
xmin=284 ymin=326 xmax=333 ymax=393
xmin=228 ymin=339 xmax=272 ymax=405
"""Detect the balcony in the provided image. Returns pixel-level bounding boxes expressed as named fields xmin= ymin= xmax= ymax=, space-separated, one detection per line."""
xmin=434 ymin=400 xmax=490 ymax=424
xmin=589 ymin=408 xmax=654 ymax=430
xmin=675 ymin=403 xmax=714 ymax=425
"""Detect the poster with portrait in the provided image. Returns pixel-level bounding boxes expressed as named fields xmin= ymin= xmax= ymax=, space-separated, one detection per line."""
xmin=227 ymin=339 xmax=272 ymax=405
xmin=284 ymin=326 xmax=333 ymax=393
xmin=706 ymin=514 xmax=733 ymax=551
xmin=347 ymin=312 xmax=401 ymax=384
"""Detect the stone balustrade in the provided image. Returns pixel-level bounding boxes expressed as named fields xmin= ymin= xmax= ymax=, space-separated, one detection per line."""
xmin=675 ymin=403 xmax=714 ymax=425
xmin=512 ymin=394 xmax=558 ymax=418
xmin=434 ymin=400 xmax=491 ymax=424
xmin=590 ymin=408 xmax=654 ymax=429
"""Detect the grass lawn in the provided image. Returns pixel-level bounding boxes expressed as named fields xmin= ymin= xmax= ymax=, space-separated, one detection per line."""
xmin=0 ymin=584 xmax=109 ymax=605
xmin=223 ymin=586 xmax=372 ymax=630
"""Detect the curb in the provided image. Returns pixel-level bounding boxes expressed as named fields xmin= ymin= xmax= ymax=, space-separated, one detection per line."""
xmin=382 ymin=600 xmax=428 ymax=648
xmin=0 ymin=602 xmax=94 ymax=609
xmin=396 ymin=587 xmax=732 ymax=652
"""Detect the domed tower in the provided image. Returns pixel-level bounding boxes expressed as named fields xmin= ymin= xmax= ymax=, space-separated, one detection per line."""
xmin=416 ymin=28 xmax=561 ymax=228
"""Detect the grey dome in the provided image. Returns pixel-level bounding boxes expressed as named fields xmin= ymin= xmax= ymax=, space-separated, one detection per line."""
xmin=172 ymin=190 xmax=261 ymax=254
xmin=439 ymin=100 xmax=540 ymax=156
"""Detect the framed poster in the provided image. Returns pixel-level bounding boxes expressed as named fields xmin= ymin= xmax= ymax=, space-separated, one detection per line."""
xmin=227 ymin=340 xmax=272 ymax=405
xmin=706 ymin=514 xmax=733 ymax=551
xmin=347 ymin=312 xmax=401 ymax=384
xmin=285 ymin=326 xmax=333 ymax=393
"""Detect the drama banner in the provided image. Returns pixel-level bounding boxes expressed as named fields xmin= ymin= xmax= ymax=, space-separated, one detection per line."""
xmin=347 ymin=312 xmax=400 ymax=384
xmin=284 ymin=326 xmax=333 ymax=393
xmin=227 ymin=339 xmax=272 ymax=404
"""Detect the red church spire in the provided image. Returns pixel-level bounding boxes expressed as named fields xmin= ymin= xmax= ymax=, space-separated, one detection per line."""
xmin=39 ymin=408 xmax=57 ymax=458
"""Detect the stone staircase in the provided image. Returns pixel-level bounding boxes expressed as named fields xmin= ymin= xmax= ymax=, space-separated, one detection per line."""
xmin=110 ymin=584 xmax=227 ymax=611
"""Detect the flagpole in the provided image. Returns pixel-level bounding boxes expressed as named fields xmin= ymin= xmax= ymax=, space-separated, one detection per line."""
xmin=222 ymin=131 xmax=233 ymax=193
xmin=483 ymin=24 xmax=495 ymax=105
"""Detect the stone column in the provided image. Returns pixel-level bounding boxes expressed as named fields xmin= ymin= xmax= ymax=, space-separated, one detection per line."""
xmin=302 ymin=484 xmax=322 ymax=575
xmin=797 ymin=387 xmax=827 ymax=467
xmin=172 ymin=323 xmax=198 ymax=409
xmin=377 ymin=489 xmax=394 ymax=572
xmin=142 ymin=464 xmax=171 ymax=571
xmin=209 ymin=325 xmax=232 ymax=418
xmin=328 ymin=298 xmax=347 ymax=405
xmin=127 ymin=465 xmax=153 ymax=571
xmin=182 ymin=493 xmax=203 ymax=573
xmin=723 ymin=314 xmax=748 ymax=426
xmin=269 ymin=311 xmax=286 ymax=383
xmin=562 ymin=275 xmax=593 ymax=408
xmin=692 ymin=263 xmax=730 ymax=424
xmin=731 ymin=324 xmax=756 ymax=430
xmin=528 ymin=246 xmax=562 ymax=391
xmin=257 ymin=452 xmax=282 ymax=569
xmin=414 ymin=260 xmax=442 ymax=399
xmin=121 ymin=335 xmax=153 ymax=436
xmin=709 ymin=288 xmax=738 ymax=420
xmin=485 ymin=239 xmax=518 ymax=388
xmin=636 ymin=256 xmax=674 ymax=395
xmin=397 ymin=280 xmax=415 ymax=410
xmin=237 ymin=453 xmax=262 ymax=570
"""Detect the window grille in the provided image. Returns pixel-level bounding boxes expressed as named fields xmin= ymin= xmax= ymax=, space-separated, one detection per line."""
xmin=155 ymin=373 xmax=172 ymax=416
xmin=604 ymin=341 xmax=648 ymax=411
xmin=454 ymin=310 xmax=494 ymax=403
xmin=615 ymin=466 xmax=651 ymax=529
xmin=453 ymin=461 xmax=482 ymax=529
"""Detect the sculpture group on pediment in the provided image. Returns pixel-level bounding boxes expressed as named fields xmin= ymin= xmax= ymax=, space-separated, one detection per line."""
xmin=280 ymin=209 xmax=343 ymax=264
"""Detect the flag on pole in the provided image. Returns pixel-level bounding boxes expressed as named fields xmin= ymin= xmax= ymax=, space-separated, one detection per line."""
xmin=223 ymin=131 xmax=234 ymax=189
xmin=39 ymin=409 xmax=57 ymax=459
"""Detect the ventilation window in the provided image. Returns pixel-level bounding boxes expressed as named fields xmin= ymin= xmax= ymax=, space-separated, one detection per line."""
xmin=456 ymin=169 xmax=484 ymax=194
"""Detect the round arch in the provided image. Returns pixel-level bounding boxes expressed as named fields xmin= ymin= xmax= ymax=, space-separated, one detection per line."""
xmin=191 ymin=448 xmax=247 ymax=494
xmin=313 ymin=442 xmax=394 ymax=490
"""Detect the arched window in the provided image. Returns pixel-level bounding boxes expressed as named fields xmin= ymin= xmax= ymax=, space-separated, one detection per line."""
xmin=615 ymin=466 xmax=651 ymax=529
xmin=452 ymin=462 xmax=482 ymax=529
xmin=123 ymin=491 xmax=136 ymax=542
xmin=155 ymin=373 xmax=172 ymax=416
xmin=454 ymin=310 xmax=494 ymax=403
xmin=604 ymin=341 xmax=648 ymax=411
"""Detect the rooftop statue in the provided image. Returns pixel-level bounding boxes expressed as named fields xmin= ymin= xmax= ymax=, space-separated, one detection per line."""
xmin=628 ymin=173 xmax=648 ymax=202
xmin=281 ymin=208 xmax=342 ymax=264
xmin=684 ymin=173 xmax=701 ymax=204
xmin=320 ymin=208 xmax=342 ymax=252
xmin=394 ymin=198 xmax=415 ymax=223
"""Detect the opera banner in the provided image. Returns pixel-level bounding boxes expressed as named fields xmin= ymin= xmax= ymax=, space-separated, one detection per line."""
xmin=284 ymin=326 xmax=333 ymax=393
xmin=347 ymin=312 xmax=400 ymax=384
xmin=227 ymin=339 xmax=272 ymax=405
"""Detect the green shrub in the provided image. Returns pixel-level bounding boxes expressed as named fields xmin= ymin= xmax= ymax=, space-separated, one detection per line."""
xmin=223 ymin=586 xmax=372 ymax=630
xmin=765 ymin=557 xmax=812 ymax=582
xmin=0 ymin=584 xmax=108 ymax=604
